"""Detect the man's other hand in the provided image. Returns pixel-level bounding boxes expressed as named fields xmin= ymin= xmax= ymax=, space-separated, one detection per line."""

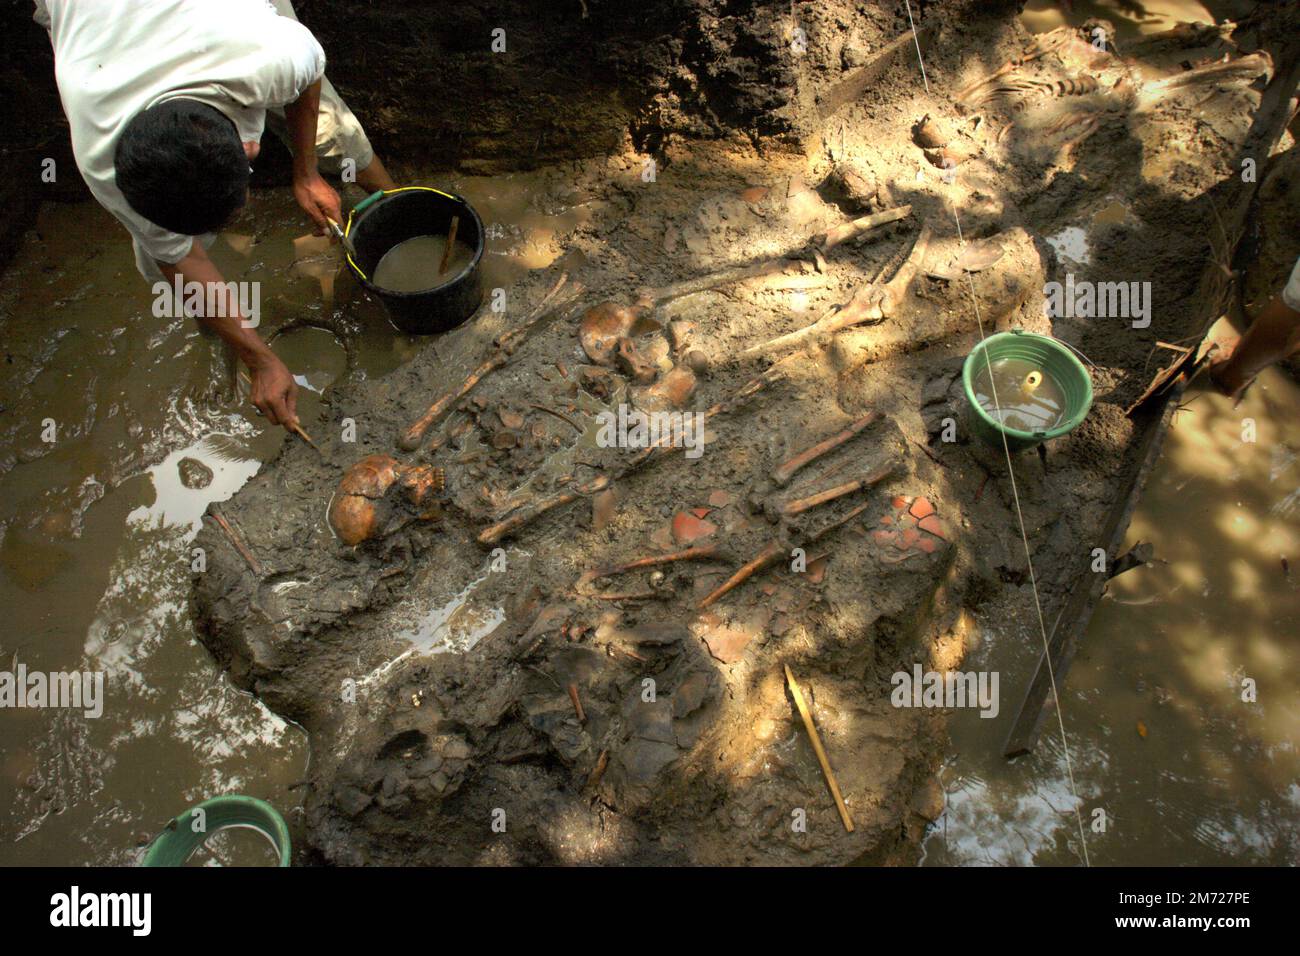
xmin=249 ymin=352 xmax=300 ymax=427
xmin=293 ymin=171 xmax=342 ymax=236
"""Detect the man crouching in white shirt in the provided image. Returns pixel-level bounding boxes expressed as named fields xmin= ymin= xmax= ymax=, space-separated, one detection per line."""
xmin=36 ymin=0 xmax=397 ymax=431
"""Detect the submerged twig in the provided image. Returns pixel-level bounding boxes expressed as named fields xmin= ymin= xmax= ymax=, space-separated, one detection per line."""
xmin=208 ymin=510 xmax=262 ymax=576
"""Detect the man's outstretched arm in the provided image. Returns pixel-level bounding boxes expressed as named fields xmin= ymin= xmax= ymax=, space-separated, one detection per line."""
xmin=283 ymin=78 xmax=342 ymax=234
xmin=158 ymin=241 xmax=299 ymax=427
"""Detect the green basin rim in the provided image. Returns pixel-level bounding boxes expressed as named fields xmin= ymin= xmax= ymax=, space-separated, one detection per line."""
xmin=961 ymin=330 xmax=1093 ymax=441
xmin=141 ymin=794 xmax=291 ymax=867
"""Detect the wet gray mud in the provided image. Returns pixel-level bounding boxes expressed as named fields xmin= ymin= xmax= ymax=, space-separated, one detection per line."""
xmin=183 ymin=2 xmax=1296 ymax=865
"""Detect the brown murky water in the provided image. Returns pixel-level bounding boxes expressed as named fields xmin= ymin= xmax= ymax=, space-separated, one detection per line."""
xmin=972 ymin=357 xmax=1067 ymax=433
xmin=0 ymin=171 xmax=581 ymax=864
xmin=373 ymin=235 xmax=476 ymax=293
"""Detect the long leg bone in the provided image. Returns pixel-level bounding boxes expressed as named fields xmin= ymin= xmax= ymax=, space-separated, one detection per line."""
xmin=772 ymin=411 xmax=880 ymax=485
xmin=739 ymin=224 xmax=932 ymax=360
xmin=815 ymin=205 xmax=912 ymax=252
xmin=774 ymin=463 xmax=894 ymax=518
xmin=699 ymin=470 xmax=894 ymax=609
xmin=399 ymin=275 xmax=581 ymax=451
xmin=574 ymin=544 xmax=721 ymax=598
xmin=478 ymin=359 xmax=793 ymax=547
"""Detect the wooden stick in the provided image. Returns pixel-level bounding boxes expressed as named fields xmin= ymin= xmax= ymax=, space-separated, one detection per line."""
xmin=778 ymin=463 xmax=893 ymax=517
xmin=208 ymin=510 xmax=262 ymax=576
xmin=568 ymin=683 xmax=586 ymax=723
xmin=815 ymin=205 xmax=911 ymax=252
xmin=784 ymin=664 xmax=854 ymax=833
xmin=287 ymin=421 xmax=320 ymax=452
xmin=438 ymin=216 xmax=460 ymax=275
xmin=398 ymin=274 xmax=579 ymax=451
xmin=772 ymin=412 xmax=879 ymax=485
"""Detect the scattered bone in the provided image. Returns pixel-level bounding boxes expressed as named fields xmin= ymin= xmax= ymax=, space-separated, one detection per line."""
xmin=815 ymin=204 xmax=911 ymax=252
xmin=775 ymin=463 xmax=894 ymax=518
xmin=579 ymin=258 xmax=796 ymax=368
xmin=574 ymin=545 xmax=721 ymax=598
xmin=328 ymin=454 xmax=445 ymax=546
xmin=616 ymin=334 xmax=671 ymax=383
xmin=591 ymin=488 xmax=617 ymax=532
xmin=568 ymin=683 xmax=586 ymax=723
xmin=826 ymin=162 xmax=877 ymax=211
xmin=741 ymin=224 xmax=932 ymax=360
xmin=668 ymin=319 xmax=695 ymax=353
xmin=700 ymin=484 xmax=887 ymax=610
xmin=682 ymin=349 xmax=710 ymax=376
xmin=698 ymin=542 xmax=783 ymax=610
xmin=772 ymin=411 xmax=880 ymax=486
xmin=1135 ymin=51 xmax=1273 ymax=111
xmin=631 ymin=364 xmax=697 ymax=411
xmin=480 ymin=362 xmax=789 ymax=546
xmin=579 ymin=297 xmax=653 ymax=367
xmin=955 ymin=26 xmax=1077 ymax=106
xmin=399 ymin=274 xmax=581 ymax=450
xmin=912 ymin=115 xmax=947 ymax=150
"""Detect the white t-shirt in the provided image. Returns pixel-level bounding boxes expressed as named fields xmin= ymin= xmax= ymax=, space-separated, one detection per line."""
xmin=35 ymin=0 xmax=325 ymax=268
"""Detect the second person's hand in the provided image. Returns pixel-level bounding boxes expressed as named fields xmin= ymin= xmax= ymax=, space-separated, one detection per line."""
xmin=293 ymin=170 xmax=342 ymax=237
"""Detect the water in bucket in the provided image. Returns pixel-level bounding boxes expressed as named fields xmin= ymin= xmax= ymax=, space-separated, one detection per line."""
xmin=373 ymin=234 xmax=475 ymax=292
xmin=970 ymin=356 xmax=1066 ymax=432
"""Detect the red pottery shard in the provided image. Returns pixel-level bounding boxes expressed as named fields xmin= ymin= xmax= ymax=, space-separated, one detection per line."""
xmin=707 ymin=489 xmax=735 ymax=508
xmin=671 ymin=511 xmax=718 ymax=545
xmin=909 ymin=497 xmax=935 ymax=520
xmin=918 ymin=514 xmax=947 ymax=540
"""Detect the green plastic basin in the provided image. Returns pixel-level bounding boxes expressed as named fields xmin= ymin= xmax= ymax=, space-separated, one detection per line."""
xmin=141 ymin=795 xmax=291 ymax=867
xmin=962 ymin=330 xmax=1093 ymax=452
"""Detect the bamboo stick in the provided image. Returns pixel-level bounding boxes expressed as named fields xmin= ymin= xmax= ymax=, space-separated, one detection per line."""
xmin=785 ymin=664 xmax=854 ymax=833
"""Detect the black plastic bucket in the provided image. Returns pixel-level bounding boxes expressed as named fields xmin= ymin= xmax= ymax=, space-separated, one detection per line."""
xmin=343 ymin=187 xmax=485 ymax=335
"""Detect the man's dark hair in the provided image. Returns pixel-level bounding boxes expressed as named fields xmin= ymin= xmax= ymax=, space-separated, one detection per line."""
xmin=114 ymin=99 xmax=249 ymax=235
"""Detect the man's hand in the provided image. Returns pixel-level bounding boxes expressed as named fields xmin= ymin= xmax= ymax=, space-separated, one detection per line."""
xmin=293 ymin=170 xmax=342 ymax=236
xmin=248 ymin=351 xmax=299 ymax=427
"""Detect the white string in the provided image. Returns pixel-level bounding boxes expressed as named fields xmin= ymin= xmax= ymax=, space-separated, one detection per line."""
xmin=951 ymin=202 xmax=1091 ymax=866
xmin=903 ymin=0 xmax=931 ymax=94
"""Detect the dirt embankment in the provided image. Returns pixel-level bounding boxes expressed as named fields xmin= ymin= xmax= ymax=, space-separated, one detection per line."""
xmin=179 ymin=0 xmax=1294 ymax=865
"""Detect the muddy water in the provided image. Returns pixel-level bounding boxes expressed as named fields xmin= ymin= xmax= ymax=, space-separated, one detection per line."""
xmin=0 ymin=171 xmax=579 ymax=864
xmin=373 ymin=235 xmax=476 ymax=293
xmin=972 ymin=358 xmax=1066 ymax=432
